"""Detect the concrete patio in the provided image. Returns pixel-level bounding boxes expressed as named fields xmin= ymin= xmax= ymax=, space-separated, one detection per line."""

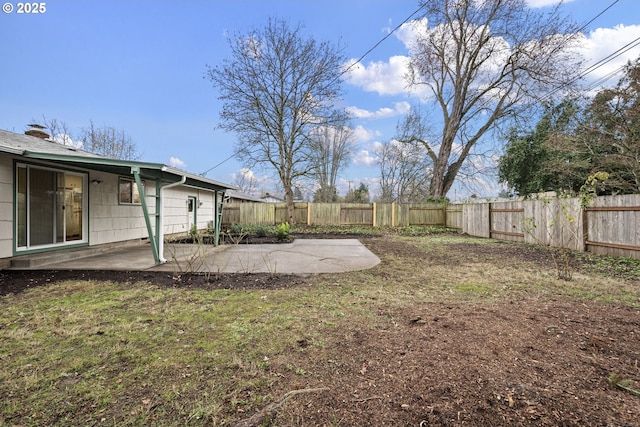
xmin=12 ymin=239 xmax=381 ymax=274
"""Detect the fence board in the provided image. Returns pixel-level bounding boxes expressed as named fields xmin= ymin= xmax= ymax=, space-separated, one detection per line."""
xmin=445 ymin=205 xmax=463 ymax=229
xmin=340 ymin=203 xmax=373 ymax=225
xmin=376 ymin=203 xmax=393 ymax=227
xmin=463 ymin=203 xmax=490 ymax=237
xmin=241 ymin=203 xmax=275 ymax=225
xmin=587 ymin=194 xmax=640 ymax=258
xmin=221 ymin=195 xmax=640 ymax=260
xmin=490 ymin=201 xmax=524 ymax=242
xmin=274 ymin=202 xmax=308 ymax=224
xmin=309 ymin=203 xmax=341 ymax=226
xmin=408 ymin=203 xmax=446 ymax=226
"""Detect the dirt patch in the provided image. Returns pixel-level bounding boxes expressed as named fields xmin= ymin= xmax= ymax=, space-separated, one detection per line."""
xmin=1 ymin=235 xmax=639 ymax=426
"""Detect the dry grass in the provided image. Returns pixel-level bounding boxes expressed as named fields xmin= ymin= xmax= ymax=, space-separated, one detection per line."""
xmin=1 ymin=232 xmax=638 ymax=426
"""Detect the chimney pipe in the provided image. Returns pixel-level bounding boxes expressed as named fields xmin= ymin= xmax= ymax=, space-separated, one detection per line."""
xmin=25 ymin=123 xmax=51 ymax=139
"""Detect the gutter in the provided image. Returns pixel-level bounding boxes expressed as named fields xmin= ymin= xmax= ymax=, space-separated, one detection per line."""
xmin=158 ymin=175 xmax=187 ymax=263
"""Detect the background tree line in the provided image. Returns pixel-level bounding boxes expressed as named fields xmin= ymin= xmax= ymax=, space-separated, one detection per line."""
xmin=498 ymin=58 xmax=640 ymax=197
xmin=208 ymin=0 xmax=581 ymax=222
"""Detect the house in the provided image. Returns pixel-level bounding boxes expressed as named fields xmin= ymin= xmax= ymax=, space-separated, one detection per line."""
xmin=0 ymin=127 xmax=236 ymax=269
xmin=224 ymin=189 xmax=265 ymax=203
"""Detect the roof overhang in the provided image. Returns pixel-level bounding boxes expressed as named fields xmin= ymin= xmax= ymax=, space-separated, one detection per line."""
xmin=22 ymin=151 xmax=236 ymax=192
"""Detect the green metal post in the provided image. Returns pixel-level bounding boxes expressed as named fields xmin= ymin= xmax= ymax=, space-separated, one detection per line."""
xmin=132 ymin=167 xmax=161 ymax=264
xmin=214 ymin=191 xmax=225 ymax=246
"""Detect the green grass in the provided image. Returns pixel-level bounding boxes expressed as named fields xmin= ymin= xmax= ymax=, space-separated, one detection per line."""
xmin=1 ymin=232 xmax=639 ymax=425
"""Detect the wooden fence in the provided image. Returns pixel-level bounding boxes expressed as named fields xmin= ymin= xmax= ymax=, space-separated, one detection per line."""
xmin=220 ymin=195 xmax=640 ymax=259
xmin=463 ymin=194 xmax=640 ymax=260
xmin=221 ymin=202 xmax=463 ymax=229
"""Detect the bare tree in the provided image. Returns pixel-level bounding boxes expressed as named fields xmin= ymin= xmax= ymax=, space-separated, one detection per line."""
xmin=33 ymin=115 xmax=140 ymax=160
xmin=80 ymin=120 xmax=141 ymax=160
xmin=207 ymin=17 xmax=347 ymax=223
xmin=377 ymin=138 xmax=432 ymax=203
xmin=406 ymin=0 xmax=582 ymax=197
xmin=33 ymin=115 xmax=76 ymax=146
xmin=309 ymin=122 xmax=355 ymax=202
xmin=232 ymin=168 xmax=260 ymax=195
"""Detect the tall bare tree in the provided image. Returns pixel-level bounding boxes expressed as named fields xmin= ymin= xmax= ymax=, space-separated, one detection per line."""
xmin=377 ymin=138 xmax=432 ymax=203
xmin=232 ymin=168 xmax=260 ymax=195
xmin=207 ymin=18 xmax=347 ymax=223
xmin=405 ymin=0 xmax=582 ymax=197
xmin=80 ymin=120 xmax=141 ymax=160
xmin=34 ymin=115 xmax=140 ymax=160
xmin=309 ymin=122 xmax=355 ymax=202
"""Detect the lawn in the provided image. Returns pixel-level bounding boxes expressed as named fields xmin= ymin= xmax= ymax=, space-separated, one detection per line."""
xmin=1 ymin=230 xmax=639 ymax=426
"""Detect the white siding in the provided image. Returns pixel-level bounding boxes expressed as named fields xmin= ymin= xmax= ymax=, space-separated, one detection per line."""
xmin=0 ymin=151 xmax=224 ymax=266
xmin=0 ymin=155 xmax=13 ymax=258
xmin=89 ymin=172 xmax=157 ymax=245
xmin=162 ymin=187 xmax=218 ymax=236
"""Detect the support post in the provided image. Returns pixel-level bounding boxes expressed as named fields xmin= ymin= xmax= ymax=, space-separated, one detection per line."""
xmin=132 ymin=167 xmax=160 ymax=265
xmin=372 ymin=203 xmax=377 ymax=227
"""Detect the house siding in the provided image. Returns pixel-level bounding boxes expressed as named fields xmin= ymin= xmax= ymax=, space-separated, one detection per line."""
xmin=0 ymin=155 xmax=13 ymax=259
xmin=88 ymin=171 xmax=156 ymax=246
xmin=0 ymin=147 xmax=228 ymax=268
xmin=162 ymin=188 xmax=217 ymax=236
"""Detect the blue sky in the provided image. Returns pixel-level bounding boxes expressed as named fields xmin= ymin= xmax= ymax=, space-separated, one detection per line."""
xmin=1 ymin=0 xmax=639 ymax=200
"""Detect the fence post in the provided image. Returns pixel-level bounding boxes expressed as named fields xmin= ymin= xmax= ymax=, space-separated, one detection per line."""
xmin=582 ymin=206 xmax=588 ymax=251
xmin=307 ymin=202 xmax=311 ymax=226
xmin=372 ymin=203 xmax=377 ymax=227
xmin=444 ymin=203 xmax=447 ymax=228
xmin=391 ymin=202 xmax=395 ymax=227
xmin=488 ymin=202 xmax=492 ymax=239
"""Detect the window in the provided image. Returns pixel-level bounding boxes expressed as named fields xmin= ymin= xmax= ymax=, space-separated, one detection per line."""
xmin=119 ymin=177 xmax=144 ymax=204
xmin=15 ymin=163 xmax=87 ymax=250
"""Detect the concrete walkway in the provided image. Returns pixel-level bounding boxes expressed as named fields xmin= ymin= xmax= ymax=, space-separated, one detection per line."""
xmin=27 ymin=239 xmax=381 ymax=274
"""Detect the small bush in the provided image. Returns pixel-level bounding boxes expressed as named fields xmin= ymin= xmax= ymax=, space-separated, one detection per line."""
xmin=229 ymin=223 xmax=246 ymax=235
xmin=255 ymin=225 xmax=270 ymax=237
xmin=276 ymin=222 xmax=291 ymax=241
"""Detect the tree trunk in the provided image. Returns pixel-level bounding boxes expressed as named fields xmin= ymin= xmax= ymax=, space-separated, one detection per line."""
xmin=284 ymin=186 xmax=295 ymax=225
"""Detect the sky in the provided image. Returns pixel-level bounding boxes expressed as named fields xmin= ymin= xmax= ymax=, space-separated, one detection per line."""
xmin=1 ymin=0 xmax=639 ymax=201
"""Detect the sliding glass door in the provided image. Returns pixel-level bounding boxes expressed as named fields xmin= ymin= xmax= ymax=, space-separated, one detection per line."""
xmin=16 ymin=164 xmax=87 ymax=251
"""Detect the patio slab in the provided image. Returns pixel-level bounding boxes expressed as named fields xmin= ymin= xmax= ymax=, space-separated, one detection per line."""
xmin=23 ymin=239 xmax=380 ymax=274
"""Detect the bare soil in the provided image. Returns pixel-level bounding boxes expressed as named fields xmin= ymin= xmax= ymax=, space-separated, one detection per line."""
xmin=1 ymin=235 xmax=639 ymax=426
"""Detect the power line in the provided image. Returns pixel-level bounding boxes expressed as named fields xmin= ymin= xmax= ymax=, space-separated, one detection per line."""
xmin=541 ymin=34 xmax=640 ymax=101
xmin=200 ymin=153 xmax=235 ymax=177
xmin=203 ymin=5 xmax=426 ymax=177
xmin=574 ymin=0 xmax=620 ymax=36
xmin=337 ymin=3 xmax=426 ymax=81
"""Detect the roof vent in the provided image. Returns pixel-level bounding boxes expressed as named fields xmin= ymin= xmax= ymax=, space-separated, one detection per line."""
xmin=25 ymin=123 xmax=51 ymax=139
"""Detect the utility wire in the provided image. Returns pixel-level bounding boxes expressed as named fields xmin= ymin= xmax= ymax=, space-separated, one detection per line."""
xmin=574 ymin=0 xmax=620 ymax=36
xmin=336 ymin=3 xmax=426 ymax=81
xmin=202 ymin=4 xmax=427 ymax=176
xmin=200 ymin=153 xmax=235 ymax=176
xmin=541 ymin=34 xmax=640 ymax=101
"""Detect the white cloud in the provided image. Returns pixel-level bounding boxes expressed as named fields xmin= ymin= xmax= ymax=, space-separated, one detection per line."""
xmin=239 ymin=167 xmax=255 ymax=180
xmin=169 ymin=156 xmax=186 ymax=169
xmin=525 ymin=0 xmax=576 ymax=8
xmin=347 ymin=101 xmax=411 ymax=120
xmin=344 ymin=56 xmax=427 ymax=97
xmin=395 ymin=17 xmax=428 ymax=49
xmin=353 ymin=149 xmax=377 ymax=167
xmin=575 ymin=24 xmax=640 ymax=86
xmin=351 ymin=125 xmax=381 ymax=143
xmin=53 ymin=133 xmax=83 ymax=149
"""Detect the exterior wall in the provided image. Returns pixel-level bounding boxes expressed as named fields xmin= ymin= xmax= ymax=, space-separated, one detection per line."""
xmin=88 ymin=171 xmax=157 ymax=246
xmin=0 ymin=149 xmax=227 ymax=268
xmin=162 ymin=187 xmax=217 ymax=236
xmin=0 ymin=154 xmax=14 ymax=259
